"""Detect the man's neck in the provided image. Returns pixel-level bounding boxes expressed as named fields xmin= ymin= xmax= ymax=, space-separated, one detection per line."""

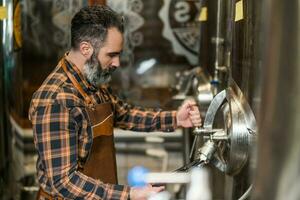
xmin=66 ymin=49 xmax=86 ymax=74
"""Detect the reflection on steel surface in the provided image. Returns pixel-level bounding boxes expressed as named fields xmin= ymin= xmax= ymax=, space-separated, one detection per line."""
xmin=173 ymin=67 xmax=213 ymax=112
xmin=194 ymin=81 xmax=257 ymax=175
xmin=175 ymin=140 xmax=216 ymax=172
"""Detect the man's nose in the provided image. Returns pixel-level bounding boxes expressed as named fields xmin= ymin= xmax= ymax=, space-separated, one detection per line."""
xmin=112 ymin=56 xmax=120 ymax=67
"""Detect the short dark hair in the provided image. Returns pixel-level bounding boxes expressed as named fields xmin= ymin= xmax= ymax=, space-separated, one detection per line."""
xmin=71 ymin=5 xmax=124 ymax=50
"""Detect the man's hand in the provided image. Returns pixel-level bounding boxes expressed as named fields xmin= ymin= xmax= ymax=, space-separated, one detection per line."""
xmin=130 ymin=184 xmax=165 ymax=200
xmin=176 ymin=99 xmax=202 ymax=128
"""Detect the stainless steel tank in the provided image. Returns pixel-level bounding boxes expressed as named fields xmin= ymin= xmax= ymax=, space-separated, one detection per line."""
xmin=192 ymin=0 xmax=264 ymax=199
xmin=0 ymin=0 xmax=7 ymax=194
xmin=252 ymin=0 xmax=300 ymax=199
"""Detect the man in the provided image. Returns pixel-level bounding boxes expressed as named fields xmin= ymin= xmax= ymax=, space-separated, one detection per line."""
xmin=29 ymin=5 xmax=201 ymax=200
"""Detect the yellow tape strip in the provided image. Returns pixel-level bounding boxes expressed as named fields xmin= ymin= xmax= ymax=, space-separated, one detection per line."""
xmin=235 ymin=0 xmax=244 ymax=22
xmin=0 ymin=6 xmax=7 ymax=20
xmin=198 ymin=7 xmax=207 ymax=22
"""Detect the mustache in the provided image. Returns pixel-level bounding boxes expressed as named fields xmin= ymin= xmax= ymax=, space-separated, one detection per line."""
xmin=102 ymin=66 xmax=117 ymax=76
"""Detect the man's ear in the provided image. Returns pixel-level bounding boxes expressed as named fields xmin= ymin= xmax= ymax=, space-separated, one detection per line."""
xmin=79 ymin=41 xmax=93 ymax=58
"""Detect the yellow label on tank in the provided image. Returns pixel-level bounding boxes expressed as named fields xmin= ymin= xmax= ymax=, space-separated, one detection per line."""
xmin=235 ymin=0 xmax=244 ymax=22
xmin=14 ymin=2 xmax=22 ymax=48
xmin=198 ymin=7 xmax=207 ymax=21
xmin=0 ymin=6 xmax=7 ymax=20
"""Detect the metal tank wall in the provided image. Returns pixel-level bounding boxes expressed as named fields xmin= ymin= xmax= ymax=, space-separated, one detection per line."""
xmin=229 ymin=0 xmax=263 ymax=199
xmin=252 ymin=0 xmax=300 ymax=199
xmin=199 ymin=0 xmax=299 ymax=199
xmin=196 ymin=0 xmax=264 ymax=199
xmin=196 ymin=1 xmax=228 ymax=199
xmin=0 ymin=0 xmax=8 ymax=195
xmin=199 ymin=0 xmax=263 ymax=105
xmin=0 ymin=0 xmax=17 ymax=199
xmin=221 ymin=0 xmax=264 ymax=199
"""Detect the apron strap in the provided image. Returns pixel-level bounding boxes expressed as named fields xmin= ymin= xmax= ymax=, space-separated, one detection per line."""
xmin=60 ymin=59 xmax=93 ymax=106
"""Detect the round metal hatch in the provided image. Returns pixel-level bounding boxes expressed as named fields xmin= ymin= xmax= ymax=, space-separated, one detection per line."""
xmin=199 ymin=82 xmax=257 ymax=175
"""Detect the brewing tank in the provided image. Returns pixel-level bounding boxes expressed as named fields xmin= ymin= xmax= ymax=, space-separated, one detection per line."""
xmin=252 ymin=0 xmax=300 ymax=199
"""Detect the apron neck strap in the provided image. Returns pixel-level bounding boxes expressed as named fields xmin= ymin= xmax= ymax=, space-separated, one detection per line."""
xmin=60 ymin=59 xmax=93 ymax=106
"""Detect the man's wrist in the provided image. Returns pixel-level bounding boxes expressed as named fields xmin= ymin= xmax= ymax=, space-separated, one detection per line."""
xmin=175 ymin=111 xmax=181 ymax=128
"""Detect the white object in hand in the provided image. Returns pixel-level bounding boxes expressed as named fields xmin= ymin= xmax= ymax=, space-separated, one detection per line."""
xmin=186 ymin=168 xmax=212 ymax=200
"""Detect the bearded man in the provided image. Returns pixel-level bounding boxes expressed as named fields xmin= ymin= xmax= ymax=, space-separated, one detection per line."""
xmin=29 ymin=5 xmax=201 ymax=200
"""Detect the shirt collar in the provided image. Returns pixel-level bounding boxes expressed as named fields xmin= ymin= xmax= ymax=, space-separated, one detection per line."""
xmin=63 ymin=52 xmax=98 ymax=94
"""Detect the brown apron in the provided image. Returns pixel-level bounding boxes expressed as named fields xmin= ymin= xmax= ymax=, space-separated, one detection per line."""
xmin=37 ymin=59 xmax=117 ymax=200
xmin=81 ymin=103 xmax=118 ymax=184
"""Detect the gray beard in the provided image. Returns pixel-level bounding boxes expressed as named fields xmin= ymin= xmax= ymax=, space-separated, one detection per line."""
xmin=82 ymin=53 xmax=116 ymax=87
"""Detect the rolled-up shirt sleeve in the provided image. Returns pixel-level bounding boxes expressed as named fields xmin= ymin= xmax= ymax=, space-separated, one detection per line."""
xmin=107 ymin=88 xmax=177 ymax=132
xmin=32 ymin=103 xmax=129 ymax=199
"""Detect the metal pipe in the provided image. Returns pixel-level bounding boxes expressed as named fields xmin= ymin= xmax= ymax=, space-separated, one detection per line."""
xmin=214 ymin=0 xmax=223 ymax=69
xmin=145 ymin=173 xmax=190 ymax=184
xmin=238 ymin=185 xmax=252 ymax=200
xmin=224 ymin=0 xmax=234 ymax=85
xmin=211 ymin=0 xmax=226 ymax=94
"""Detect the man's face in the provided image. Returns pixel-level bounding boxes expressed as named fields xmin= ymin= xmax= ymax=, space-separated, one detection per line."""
xmin=83 ymin=27 xmax=123 ymax=87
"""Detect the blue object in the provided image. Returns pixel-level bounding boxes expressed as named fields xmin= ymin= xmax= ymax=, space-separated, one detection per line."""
xmin=210 ymin=79 xmax=220 ymax=85
xmin=127 ymin=166 xmax=149 ymax=187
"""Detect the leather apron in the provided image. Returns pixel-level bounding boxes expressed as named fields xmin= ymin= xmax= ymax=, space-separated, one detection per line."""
xmin=81 ymin=103 xmax=118 ymax=184
xmin=37 ymin=59 xmax=117 ymax=200
xmin=61 ymin=59 xmax=118 ymax=183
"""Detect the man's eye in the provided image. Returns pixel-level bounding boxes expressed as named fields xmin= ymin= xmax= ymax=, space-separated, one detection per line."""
xmin=108 ymin=53 xmax=119 ymax=58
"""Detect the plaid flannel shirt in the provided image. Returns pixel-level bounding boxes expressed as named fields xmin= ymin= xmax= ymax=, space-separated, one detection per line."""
xmin=29 ymin=54 xmax=177 ymax=200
